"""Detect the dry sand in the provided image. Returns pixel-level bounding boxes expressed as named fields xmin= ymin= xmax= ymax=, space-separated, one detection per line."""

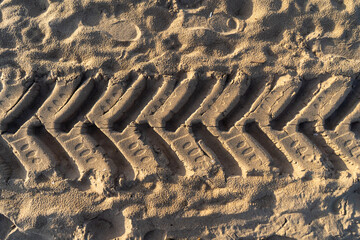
xmin=1 ymin=0 xmax=360 ymax=239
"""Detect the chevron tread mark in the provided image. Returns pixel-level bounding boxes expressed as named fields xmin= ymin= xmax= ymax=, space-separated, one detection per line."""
xmin=87 ymin=73 xmax=138 ymax=122
xmin=2 ymin=69 xmax=360 ymax=239
xmin=111 ymin=76 xmax=161 ymax=132
xmin=0 ymin=85 xmax=25 ymax=115
xmin=55 ymin=76 xmax=106 ymax=132
xmin=28 ymin=124 xmax=80 ymax=180
xmin=298 ymin=121 xmax=348 ymax=173
xmin=0 ymin=71 xmax=360 ymax=190
xmin=2 ymin=131 xmax=27 ymax=178
xmin=245 ymin=121 xmax=293 ymax=175
xmin=137 ymin=123 xmax=186 ymax=176
xmin=145 ymin=73 xmax=226 ymax=179
xmin=164 ymin=73 xmax=215 ymax=131
xmin=1 ymin=79 xmax=54 ymax=134
xmin=51 ymin=73 xmax=88 ymax=116
xmin=218 ymin=77 xmax=263 ymax=131
xmin=0 ymin=135 xmax=26 ymax=181
xmin=192 ymin=122 xmax=242 ymax=177
xmin=84 ymin=123 xmax=135 ymax=181
xmin=324 ymin=77 xmax=360 ymax=131
xmin=270 ymin=78 xmax=319 ymax=131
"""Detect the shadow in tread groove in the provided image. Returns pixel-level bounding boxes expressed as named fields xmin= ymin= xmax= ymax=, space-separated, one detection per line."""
xmin=0 ymin=135 xmax=26 ymax=180
xmin=165 ymin=76 xmax=215 ymax=132
xmin=112 ymin=77 xmax=160 ymax=133
xmin=266 ymin=235 xmax=296 ymax=240
xmin=324 ymin=78 xmax=360 ymax=130
xmin=137 ymin=123 xmax=186 ymax=176
xmin=85 ymin=124 xmax=135 ymax=180
xmin=144 ymin=229 xmax=166 ymax=240
xmin=102 ymin=71 xmax=138 ymax=115
xmin=351 ymin=121 xmax=360 ymax=139
xmin=270 ymin=79 xmax=317 ymax=131
xmin=218 ymin=78 xmax=263 ymax=132
xmin=298 ymin=121 xmax=348 ymax=172
xmin=0 ymin=214 xmax=14 ymax=239
xmin=54 ymin=72 xmax=90 ymax=115
xmin=192 ymin=122 xmax=242 ymax=177
xmin=2 ymin=80 xmax=54 ymax=134
xmin=58 ymin=79 xmax=106 ymax=133
xmin=0 ymin=155 xmax=12 ymax=181
xmin=29 ymin=124 xmax=80 ymax=180
xmin=245 ymin=122 xmax=293 ymax=175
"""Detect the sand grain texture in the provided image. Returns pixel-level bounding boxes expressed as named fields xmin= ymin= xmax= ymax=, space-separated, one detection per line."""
xmin=1 ymin=0 xmax=360 ymax=239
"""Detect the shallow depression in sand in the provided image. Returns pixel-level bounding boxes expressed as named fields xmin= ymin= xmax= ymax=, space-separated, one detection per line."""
xmin=98 ymin=19 xmax=141 ymax=42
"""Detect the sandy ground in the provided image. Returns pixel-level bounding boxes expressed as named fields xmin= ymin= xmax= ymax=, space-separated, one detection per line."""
xmin=1 ymin=0 xmax=360 ymax=239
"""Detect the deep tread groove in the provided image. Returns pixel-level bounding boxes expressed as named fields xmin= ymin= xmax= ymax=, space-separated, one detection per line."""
xmin=218 ymin=79 xmax=262 ymax=132
xmin=29 ymin=124 xmax=80 ymax=180
xmin=4 ymin=80 xmax=35 ymax=115
xmin=55 ymin=74 xmax=88 ymax=114
xmin=85 ymin=124 xmax=135 ymax=180
xmin=103 ymin=72 xmax=138 ymax=115
xmin=165 ymin=76 xmax=215 ymax=132
xmin=351 ymin=121 xmax=360 ymax=139
xmin=137 ymin=123 xmax=186 ymax=176
xmin=270 ymin=79 xmax=317 ymax=131
xmin=0 ymin=214 xmax=13 ymax=239
xmin=245 ymin=122 xmax=294 ymax=175
xmin=0 ymin=156 xmax=12 ymax=181
xmin=191 ymin=122 xmax=242 ymax=177
xmin=0 ymin=136 xmax=26 ymax=180
xmin=2 ymin=81 xmax=54 ymax=134
xmin=298 ymin=121 xmax=348 ymax=172
xmin=112 ymin=77 xmax=160 ymax=132
xmin=59 ymin=80 xmax=106 ymax=133
xmin=324 ymin=78 xmax=360 ymax=130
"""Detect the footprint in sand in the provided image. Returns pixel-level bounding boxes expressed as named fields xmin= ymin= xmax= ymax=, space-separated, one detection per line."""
xmin=96 ymin=19 xmax=141 ymax=42
xmin=208 ymin=12 xmax=245 ymax=34
xmin=182 ymin=12 xmax=245 ymax=34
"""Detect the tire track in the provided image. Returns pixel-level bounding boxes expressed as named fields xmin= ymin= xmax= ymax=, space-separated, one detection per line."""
xmin=1 ymin=79 xmax=54 ymax=134
xmin=137 ymin=123 xmax=186 ymax=176
xmin=0 ymin=69 xmax=359 ymax=191
xmin=192 ymin=122 xmax=242 ymax=177
xmin=164 ymin=74 xmax=215 ymax=131
xmin=89 ymin=74 xmax=168 ymax=183
xmin=218 ymin=77 xmax=261 ymax=131
xmin=0 ymin=135 xmax=26 ymax=181
xmin=29 ymin=124 xmax=80 ymax=180
xmin=55 ymin=76 xmax=106 ymax=132
xmin=298 ymin=121 xmax=348 ymax=172
xmin=85 ymin=123 xmax=135 ymax=181
xmin=324 ymin=77 xmax=360 ymax=130
xmin=270 ymin=78 xmax=317 ymax=131
xmin=111 ymin=76 xmax=161 ymax=132
xmin=245 ymin=121 xmax=293 ymax=175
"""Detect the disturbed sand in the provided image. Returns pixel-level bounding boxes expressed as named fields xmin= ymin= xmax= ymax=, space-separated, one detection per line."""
xmin=1 ymin=0 xmax=360 ymax=239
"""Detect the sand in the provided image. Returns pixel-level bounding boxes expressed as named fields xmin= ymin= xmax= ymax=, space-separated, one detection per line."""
xmin=0 ymin=0 xmax=360 ymax=239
